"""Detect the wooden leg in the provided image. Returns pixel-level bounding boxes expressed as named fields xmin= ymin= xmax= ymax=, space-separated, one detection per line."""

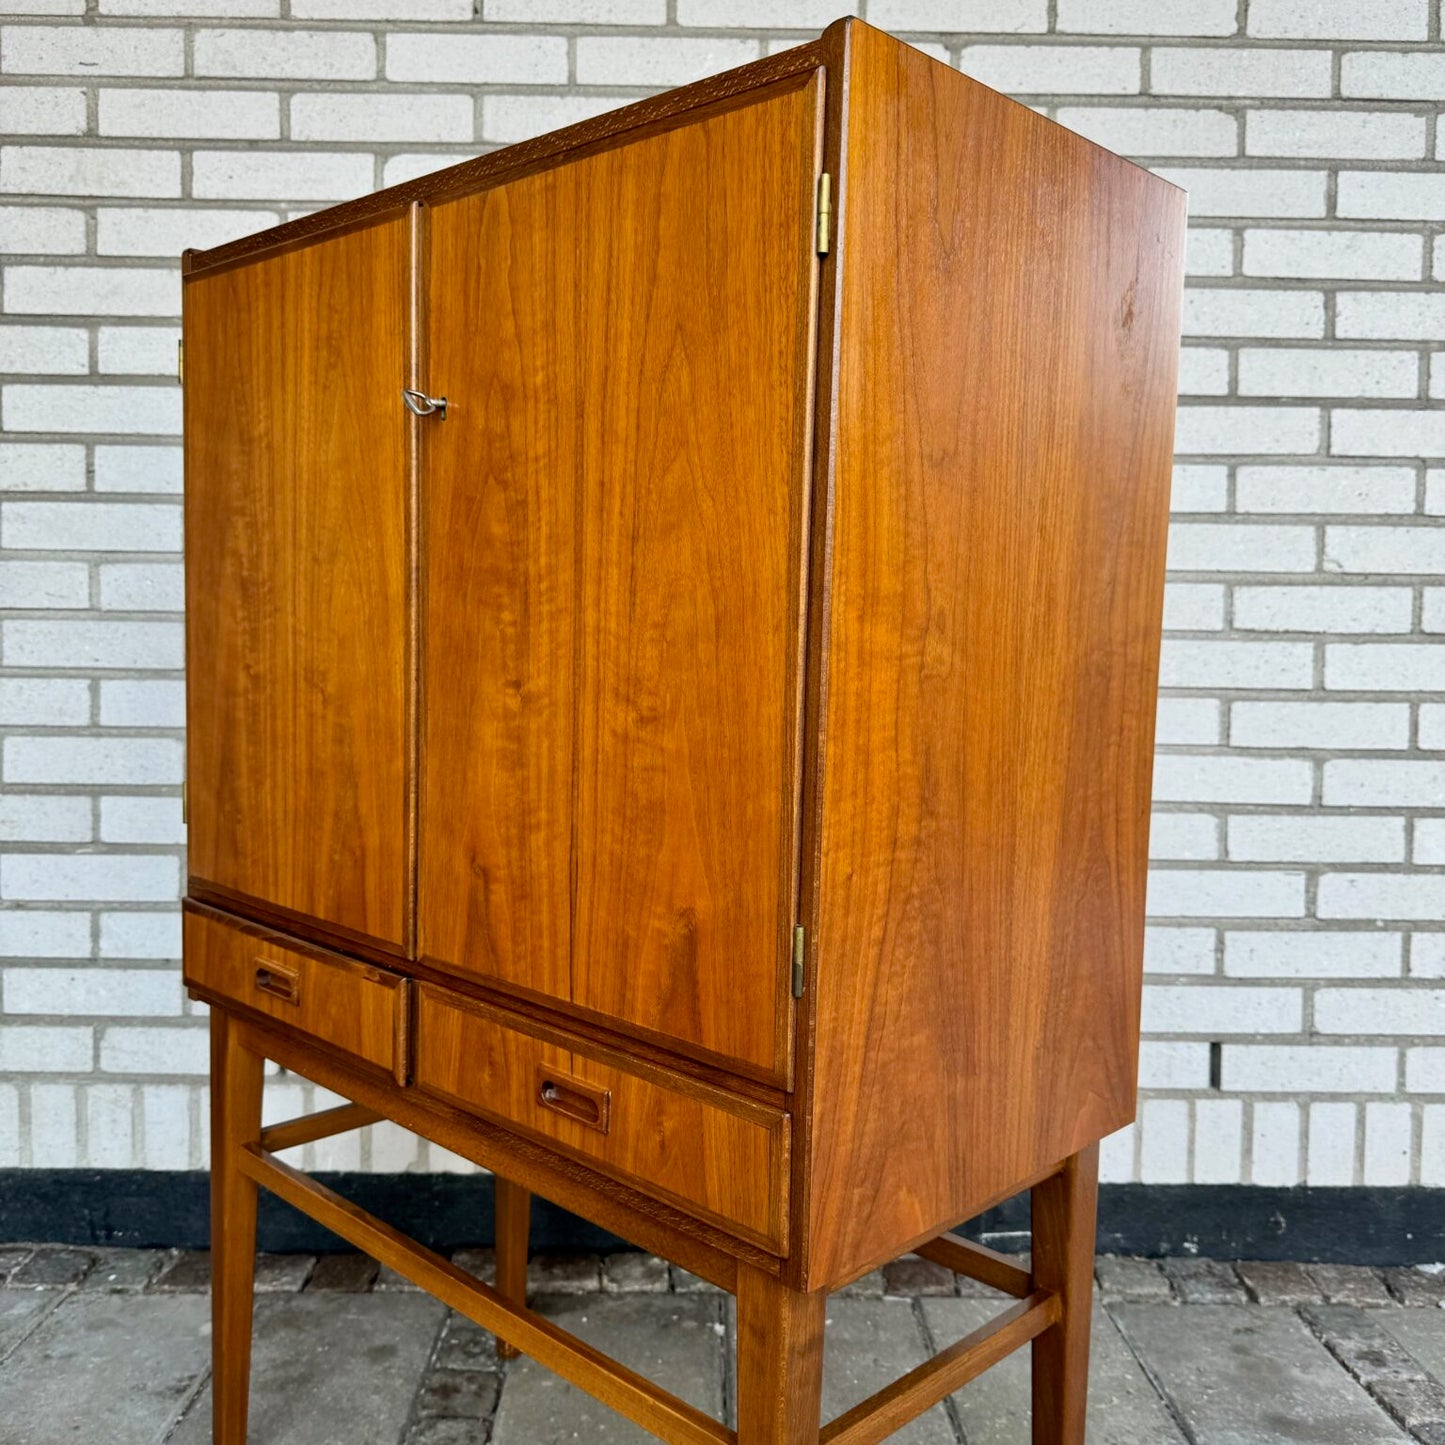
xmin=210 ymin=1008 xmax=265 ymax=1445
xmin=1030 ymin=1144 xmax=1099 ymax=1445
xmin=493 ymin=1174 xmax=531 ymax=1360
xmin=735 ymin=1263 xmax=825 ymax=1445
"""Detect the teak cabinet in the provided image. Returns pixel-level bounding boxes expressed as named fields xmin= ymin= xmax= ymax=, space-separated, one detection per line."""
xmin=182 ymin=19 xmax=1184 ymax=1444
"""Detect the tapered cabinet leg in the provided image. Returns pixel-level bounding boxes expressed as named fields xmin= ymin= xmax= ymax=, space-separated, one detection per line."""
xmin=735 ymin=1264 xmax=825 ymax=1445
xmin=1030 ymin=1144 xmax=1100 ymax=1444
xmin=210 ymin=1008 xmax=265 ymax=1445
xmin=493 ymin=1175 xmax=531 ymax=1360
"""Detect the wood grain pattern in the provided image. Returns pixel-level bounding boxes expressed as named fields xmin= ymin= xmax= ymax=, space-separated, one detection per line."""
xmin=418 ymin=156 xmax=576 ymax=1004
xmin=734 ymin=1264 xmax=825 ymax=1445
xmin=187 ymin=22 xmax=1183 ymax=1433
xmin=184 ymin=216 xmax=412 ymax=951
xmin=413 ymin=983 xmax=789 ymax=1251
xmin=782 ymin=11 xmax=852 ymax=1297
xmin=184 ymin=908 xmax=409 ymax=1081
xmin=228 ymin=1010 xmax=766 ymax=1291
xmin=914 ymin=1233 xmax=1033 ymax=1299
xmin=493 ymin=1175 xmax=531 ymax=1360
xmin=571 ymin=72 xmax=822 ymax=1085
xmin=801 ymin=21 xmax=1184 ymax=1289
xmin=258 ymin=1102 xmax=381 ymax=1154
xmin=209 ymin=1009 xmax=264 ymax=1445
xmin=420 ymin=73 xmax=825 ymax=1082
xmin=1030 ymin=1146 xmax=1099 ymax=1444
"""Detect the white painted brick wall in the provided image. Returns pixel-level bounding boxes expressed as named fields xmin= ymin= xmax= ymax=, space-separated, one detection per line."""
xmin=1232 ymin=585 xmax=1412 ymax=633
xmin=2 ymin=2 xmax=1444 ymax=1190
xmin=1227 ymin=814 xmax=1405 ymax=863
xmin=1250 ymin=1100 xmax=1302 ymax=1184
xmin=1151 ymin=47 xmax=1333 ymax=98
xmin=1307 ymin=1101 xmax=1358 ymax=1185
xmin=1144 ymin=926 xmax=1215 ymax=975
xmin=1364 ymin=1101 xmax=1413 ymax=1184
xmin=0 ymin=147 xmax=181 ymax=199
xmin=1183 ymin=286 xmax=1325 ymax=338
xmin=1242 ymin=227 xmax=1423 ymax=280
xmin=1224 ymin=930 xmax=1403 ymax=978
xmin=1235 ymin=466 xmax=1417 ymax=515
xmin=1249 ymin=0 xmax=1430 ymax=42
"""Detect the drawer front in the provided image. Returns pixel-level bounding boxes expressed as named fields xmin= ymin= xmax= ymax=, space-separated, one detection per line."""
xmin=183 ymin=908 xmax=409 ymax=1081
xmin=414 ymin=984 xmax=788 ymax=1252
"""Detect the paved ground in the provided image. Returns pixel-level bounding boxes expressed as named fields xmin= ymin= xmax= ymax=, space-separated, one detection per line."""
xmin=2 ymin=1246 xmax=1445 ymax=1443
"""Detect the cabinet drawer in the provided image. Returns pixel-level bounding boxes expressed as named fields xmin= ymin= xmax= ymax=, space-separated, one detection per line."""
xmin=183 ymin=908 xmax=409 ymax=1082
xmin=413 ymin=985 xmax=788 ymax=1253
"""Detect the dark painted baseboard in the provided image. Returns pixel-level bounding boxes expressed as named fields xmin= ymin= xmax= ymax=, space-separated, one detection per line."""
xmin=971 ymin=1184 xmax=1445 ymax=1266
xmin=0 ymin=1170 xmax=626 ymax=1255
xmin=1 ymin=1171 xmax=1441 ymax=1264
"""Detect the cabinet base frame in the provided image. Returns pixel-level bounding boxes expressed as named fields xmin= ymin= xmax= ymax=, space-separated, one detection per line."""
xmin=209 ymin=1008 xmax=1099 ymax=1444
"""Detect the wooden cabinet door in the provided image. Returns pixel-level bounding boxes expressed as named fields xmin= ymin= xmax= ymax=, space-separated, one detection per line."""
xmin=185 ymin=218 xmax=412 ymax=953
xmin=421 ymin=72 xmax=824 ymax=1080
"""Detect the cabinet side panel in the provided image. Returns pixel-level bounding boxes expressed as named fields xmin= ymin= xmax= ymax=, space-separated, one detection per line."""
xmin=805 ymin=25 xmax=1184 ymax=1289
xmin=185 ymin=219 xmax=412 ymax=950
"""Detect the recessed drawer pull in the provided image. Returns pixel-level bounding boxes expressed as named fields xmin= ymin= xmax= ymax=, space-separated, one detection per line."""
xmin=253 ymin=958 xmax=300 ymax=1005
xmin=535 ymin=1065 xmax=610 ymax=1135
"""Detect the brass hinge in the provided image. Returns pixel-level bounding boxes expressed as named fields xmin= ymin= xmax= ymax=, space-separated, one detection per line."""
xmin=181 ymin=779 xmax=188 ymax=825
xmin=177 ymin=339 xmax=184 ymax=385
xmin=791 ymin=924 xmax=806 ymax=998
xmin=815 ymin=172 xmax=832 ymax=256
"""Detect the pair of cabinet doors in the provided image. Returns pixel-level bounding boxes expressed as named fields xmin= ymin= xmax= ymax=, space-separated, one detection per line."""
xmin=184 ymin=73 xmax=827 ymax=1087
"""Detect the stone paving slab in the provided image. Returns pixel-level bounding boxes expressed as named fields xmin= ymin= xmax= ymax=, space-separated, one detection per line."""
xmin=816 ymin=1297 xmax=954 ymax=1443
xmin=0 ymin=1293 xmax=210 ymax=1444
xmin=922 ymin=1298 xmax=1185 ymax=1444
xmin=1112 ymin=1303 xmax=1408 ymax=1444
xmin=169 ymin=1291 xmax=444 ymax=1445
xmin=1373 ymin=1376 xmax=1445 ymax=1438
xmin=0 ymin=1289 xmax=63 ymax=1363
xmin=3 ymin=1247 xmax=1445 ymax=1443
xmin=1376 ymin=1306 xmax=1445 ymax=1383
xmin=0 ymin=1247 xmax=34 ymax=1284
xmin=1302 ymin=1303 xmax=1429 ymax=1387
xmin=491 ymin=1293 xmax=725 ymax=1444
